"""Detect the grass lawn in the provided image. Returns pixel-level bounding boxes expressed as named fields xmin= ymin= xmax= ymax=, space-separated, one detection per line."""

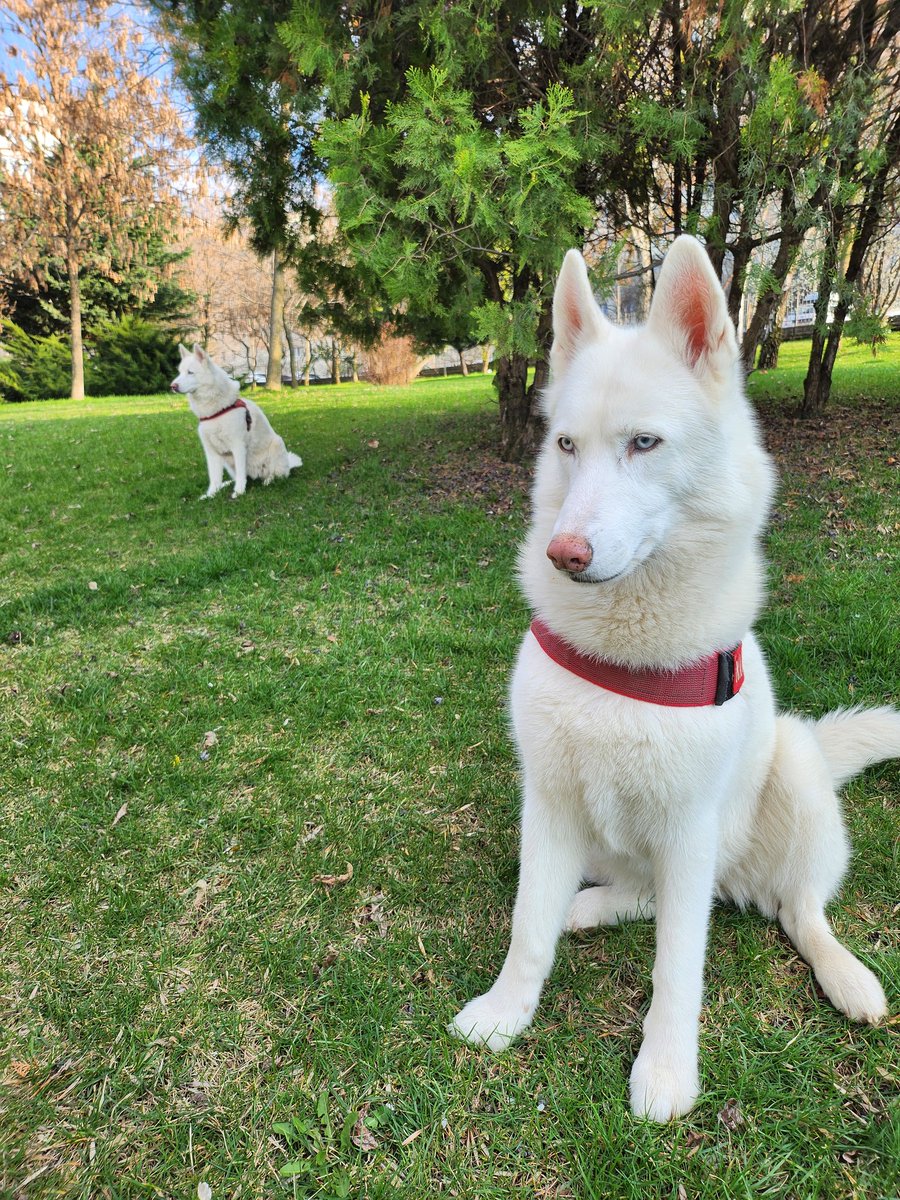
xmin=0 ymin=340 xmax=898 ymax=1199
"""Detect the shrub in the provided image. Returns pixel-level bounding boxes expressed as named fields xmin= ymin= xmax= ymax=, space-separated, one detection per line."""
xmin=0 ymin=322 xmax=71 ymax=402
xmin=87 ymin=315 xmax=180 ymax=395
xmin=364 ymin=325 xmax=424 ymax=385
xmin=845 ymin=295 xmax=889 ymax=358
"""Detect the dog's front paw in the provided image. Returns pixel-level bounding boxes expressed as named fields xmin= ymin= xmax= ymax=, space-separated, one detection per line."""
xmin=448 ymin=989 xmax=535 ymax=1052
xmin=629 ymin=1044 xmax=699 ymax=1122
xmin=230 ymin=488 xmax=245 ymax=500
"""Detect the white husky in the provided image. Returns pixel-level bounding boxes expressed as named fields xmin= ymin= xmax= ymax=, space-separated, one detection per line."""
xmin=449 ymin=236 xmax=899 ymax=1121
xmin=171 ymin=343 xmax=302 ymax=499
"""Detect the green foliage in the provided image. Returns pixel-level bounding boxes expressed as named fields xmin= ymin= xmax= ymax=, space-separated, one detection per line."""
xmin=86 ymin=316 xmax=180 ymax=397
xmin=845 ymin=295 xmax=889 ymax=357
xmin=164 ymin=0 xmax=899 ymax=440
xmin=4 ymin=231 xmax=193 ymax=342
xmin=0 ymin=322 xmax=70 ymax=402
xmin=152 ymin=0 xmax=320 ymax=258
xmin=318 ymin=54 xmax=598 ymax=364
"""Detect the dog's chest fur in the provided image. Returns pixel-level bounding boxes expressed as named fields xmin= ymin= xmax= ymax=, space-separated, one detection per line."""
xmin=510 ymin=634 xmax=756 ymax=864
xmin=198 ymin=413 xmax=247 ymax=457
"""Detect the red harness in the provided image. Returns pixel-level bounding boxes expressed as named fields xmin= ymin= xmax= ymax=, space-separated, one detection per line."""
xmin=530 ymin=617 xmax=744 ymax=708
xmin=199 ymin=397 xmax=252 ymax=431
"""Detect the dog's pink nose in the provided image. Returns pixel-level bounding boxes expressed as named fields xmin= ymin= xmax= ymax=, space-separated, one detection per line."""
xmin=170 ymin=382 xmax=180 ymax=393
xmin=547 ymin=534 xmax=593 ymax=574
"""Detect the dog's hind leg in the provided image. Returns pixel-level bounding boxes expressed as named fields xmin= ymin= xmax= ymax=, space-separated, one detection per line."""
xmin=567 ymin=884 xmax=655 ymax=930
xmin=778 ymin=895 xmax=886 ymax=1024
xmin=750 ymin=715 xmax=887 ymax=1024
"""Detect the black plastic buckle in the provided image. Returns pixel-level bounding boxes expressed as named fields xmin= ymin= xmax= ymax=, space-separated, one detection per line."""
xmin=714 ymin=650 xmax=737 ymax=706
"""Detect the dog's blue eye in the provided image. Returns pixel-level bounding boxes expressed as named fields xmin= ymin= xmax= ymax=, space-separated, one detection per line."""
xmin=632 ymin=435 xmax=660 ymax=452
xmin=557 ymin=435 xmax=576 ymax=454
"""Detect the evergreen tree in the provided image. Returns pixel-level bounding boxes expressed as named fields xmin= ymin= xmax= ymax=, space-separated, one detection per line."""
xmin=286 ymin=2 xmax=607 ymax=460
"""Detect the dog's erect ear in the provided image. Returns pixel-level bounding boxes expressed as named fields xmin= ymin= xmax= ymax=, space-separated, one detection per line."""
xmin=192 ymin=343 xmax=208 ymax=364
xmin=647 ymin=236 xmax=737 ymax=380
xmin=178 ymin=342 xmax=189 ymax=359
xmin=550 ymin=249 xmax=608 ymax=376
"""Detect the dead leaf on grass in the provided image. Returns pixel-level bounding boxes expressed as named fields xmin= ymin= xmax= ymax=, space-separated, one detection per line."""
xmin=111 ymin=802 xmax=128 ymax=828
xmin=351 ymin=1103 xmax=379 ymax=1152
xmin=6 ymin=1060 xmax=32 ymax=1084
xmin=353 ymin=893 xmax=388 ymax=936
xmin=314 ymin=862 xmax=354 ymax=887
xmin=202 ymin=731 xmax=218 ymax=749
xmin=313 ymin=946 xmax=339 ymax=978
xmin=718 ymin=1098 xmax=744 ymax=1130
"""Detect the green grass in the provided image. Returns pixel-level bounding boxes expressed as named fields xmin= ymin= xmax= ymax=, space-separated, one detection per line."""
xmin=750 ymin=336 xmax=900 ymax=407
xmin=0 ymin=349 xmax=898 ymax=1200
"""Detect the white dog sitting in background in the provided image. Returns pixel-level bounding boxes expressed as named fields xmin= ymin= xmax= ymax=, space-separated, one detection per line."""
xmin=449 ymin=236 xmax=899 ymax=1121
xmin=171 ymin=343 xmax=302 ymax=499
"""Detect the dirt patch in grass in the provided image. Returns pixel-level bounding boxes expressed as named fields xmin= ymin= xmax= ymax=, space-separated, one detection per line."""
xmin=419 ymin=403 xmax=900 ymax=514
xmin=758 ymin=401 xmax=900 ymax=482
xmin=420 ymin=454 xmax=532 ymax=514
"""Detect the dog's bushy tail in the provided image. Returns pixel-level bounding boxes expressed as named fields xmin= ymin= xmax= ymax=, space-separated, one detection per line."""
xmin=813 ymin=707 xmax=900 ymax=789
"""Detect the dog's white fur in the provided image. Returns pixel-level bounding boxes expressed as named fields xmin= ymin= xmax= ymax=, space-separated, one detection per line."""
xmin=171 ymin=343 xmax=302 ymax=499
xmin=449 ymin=236 xmax=899 ymax=1121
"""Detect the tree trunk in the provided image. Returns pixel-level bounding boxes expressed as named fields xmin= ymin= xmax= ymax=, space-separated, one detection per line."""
xmin=265 ymin=247 xmax=286 ymax=389
xmin=801 ymin=216 xmax=843 ymax=417
xmin=802 ymin=110 xmax=900 ymax=415
xmin=757 ymin=322 xmax=783 ymax=371
xmin=496 ymin=352 xmax=535 ymax=462
xmin=283 ymin=313 xmax=298 ymax=386
xmin=201 ymin=292 xmax=212 ymax=346
xmin=801 ymin=330 xmax=827 ymax=416
xmin=331 ymin=338 xmax=341 ymax=385
xmin=67 ymin=250 xmax=85 ymax=400
xmin=458 ymin=347 xmax=469 ymax=376
xmin=351 ymin=349 xmax=359 ymax=382
xmin=527 ymin=296 xmax=553 ymax=407
xmin=741 ymin=225 xmax=803 ymax=372
xmin=726 ymin=241 xmax=751 ymax=333
xmin=481 ymin=345 xmax=491 ymax=372
xmin=303 ymin=336 xmax=311 ymax=386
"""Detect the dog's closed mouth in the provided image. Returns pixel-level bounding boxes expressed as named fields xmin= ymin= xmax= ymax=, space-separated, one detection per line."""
xmin=568 ymin=569 xmax=622 ymax=584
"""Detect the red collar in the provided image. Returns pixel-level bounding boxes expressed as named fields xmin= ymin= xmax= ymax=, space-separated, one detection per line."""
xmin=199 ymin=397 xmax=251 ymax=430
xmin=530 ymin=618 xmax=743 ymax=707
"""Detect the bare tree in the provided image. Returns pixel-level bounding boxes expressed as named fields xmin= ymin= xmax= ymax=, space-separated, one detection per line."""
xmin=0 ymin=0 xmax=189 ymax=399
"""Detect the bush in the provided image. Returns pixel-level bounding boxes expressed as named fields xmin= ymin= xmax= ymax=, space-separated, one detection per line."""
xmin=0 ymin=322 xmax=71 ymax=402
xmin=87 ymin=315 xmax=180 ymax=396
xmin=364 ymin=325 xmax=424 ymax=385
xmin=845 ymin=296 xmax=889 ymax=358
